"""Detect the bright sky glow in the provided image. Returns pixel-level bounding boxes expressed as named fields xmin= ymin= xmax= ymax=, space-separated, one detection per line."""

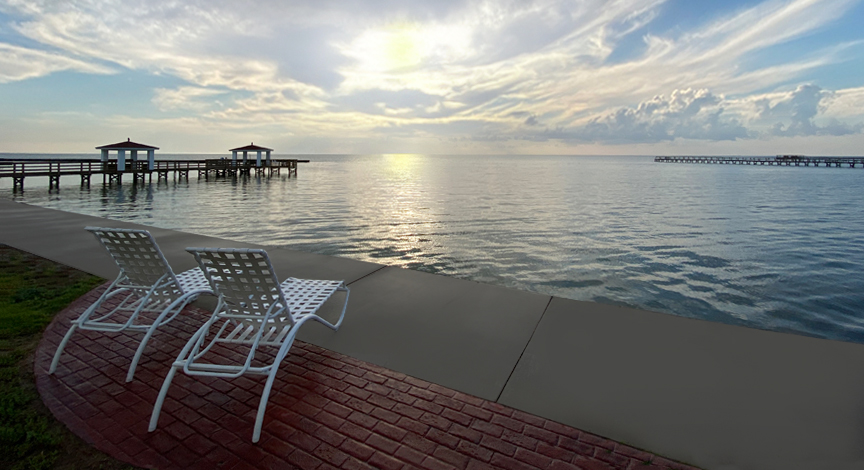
xmin=347 ymin=22 xmax=451 ymax=71
xmin=1 ymin=0 xmax=863 ymax=154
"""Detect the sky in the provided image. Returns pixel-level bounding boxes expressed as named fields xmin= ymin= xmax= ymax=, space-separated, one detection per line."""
xmin=1 ymin=0 xmax=864 ymax=155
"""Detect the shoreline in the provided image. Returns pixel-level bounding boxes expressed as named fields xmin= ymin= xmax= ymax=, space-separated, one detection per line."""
xmin=3 ymin=154 xmax=862 ymax=347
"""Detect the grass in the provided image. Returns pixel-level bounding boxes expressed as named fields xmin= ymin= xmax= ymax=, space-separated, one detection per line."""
xmin=0 ymin=244 xmax=138 ymax=470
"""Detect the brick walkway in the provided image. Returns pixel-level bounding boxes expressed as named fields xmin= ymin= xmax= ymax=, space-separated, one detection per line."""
xmin=36 ymin=285 xmax=700 ymax=470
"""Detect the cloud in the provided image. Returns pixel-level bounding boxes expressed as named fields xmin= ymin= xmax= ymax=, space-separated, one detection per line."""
xmin=1 ymin=0 xmax=863 ymax=150
xmin=543 ymin=88 xmax=750 ymax=143
xmin=757 ymin=84 xmax=862 ymax=136
xmin=6 ymin=1 xmax=325 ymax=94
xmin=0 ymin=42 xmax=114 ymax=83
xmin=152 ymin=86 xmax=229 ymax=111
xmin=822 ymin=86 xmax=864 ymax=125
xmin=485 ymin=83 xmax=864 ymax=145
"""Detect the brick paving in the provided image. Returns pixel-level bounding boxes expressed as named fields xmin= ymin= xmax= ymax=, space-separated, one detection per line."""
xmin=36 ymin=285 xmax=701 ymax=470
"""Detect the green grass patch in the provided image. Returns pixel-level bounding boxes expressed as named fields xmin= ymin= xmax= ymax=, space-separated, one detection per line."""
xmin=0 ymin=245 xmax=137 ymax=469
xmin=0 ymin=254 xmax=103 ymax=340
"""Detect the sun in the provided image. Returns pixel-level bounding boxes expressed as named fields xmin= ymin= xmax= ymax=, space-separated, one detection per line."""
xmin=384 ymin=24 xmax=423 ymax=69
xmin=345 ymin=21 xmax=471 ymax=73
xmin=351 ymin=22 xmax=423 ymax=71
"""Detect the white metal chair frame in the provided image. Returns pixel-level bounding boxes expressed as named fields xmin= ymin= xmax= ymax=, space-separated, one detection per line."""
xmin=49 ymin=227 xmax=213 ymax=382
xmin=149 ymin=247 xmax=349 ymax=443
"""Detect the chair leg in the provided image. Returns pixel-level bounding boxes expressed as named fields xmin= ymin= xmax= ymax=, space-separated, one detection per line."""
xmin=127 ymin=319 xmax=163 ymax=383
xmin=150 ymin=322 xmax=210 ymax=430
xmin=127 ymin=329 xmax=152 ymax=382
xmin=252 ymin=364 xmax=281 ymax=443
xmin=49 ymin=278 xmax=122 ymax=375
xmin=48 ymin=323 xmax=79 ymax=375
xmin=127 ymin=297 xmax=190 ymax=382
xmin=331 ymin=287 xmax=350 ymax=330
xmin=310 ymin=287 xmax=350 ymax=331
xmin=149 ymin=365 xmax=178 ymax=432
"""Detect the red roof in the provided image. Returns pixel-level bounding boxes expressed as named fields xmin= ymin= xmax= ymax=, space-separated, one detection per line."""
xmin=96 ymin=139 xmax=159 ymax=150
xmin=230 ymin=143 xmax=273 ymax=152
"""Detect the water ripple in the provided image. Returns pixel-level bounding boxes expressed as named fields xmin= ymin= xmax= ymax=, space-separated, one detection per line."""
xmin=4 ymin=154 xmax=864 ymax=343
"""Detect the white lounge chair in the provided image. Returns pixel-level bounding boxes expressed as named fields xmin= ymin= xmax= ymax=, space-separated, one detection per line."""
xmin=149 ymin=247 xmax=350 ymax=443
xmin=49 ymin=227 xmax=213 ymax=382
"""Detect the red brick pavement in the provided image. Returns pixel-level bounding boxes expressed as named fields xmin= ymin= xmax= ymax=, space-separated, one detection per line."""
xmin=36 ymin=285 xmax=701 ymax=470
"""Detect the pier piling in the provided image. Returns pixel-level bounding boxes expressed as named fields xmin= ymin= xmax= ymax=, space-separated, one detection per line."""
xmin=655 ymin=155 xmax=864 ymax=168
xmin=1 ymin=158 xmax=307 ymax=191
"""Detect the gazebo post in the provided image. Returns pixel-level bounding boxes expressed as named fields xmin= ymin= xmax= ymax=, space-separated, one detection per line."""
xmin=96 ymin=139 xmax=159 ymax=185
xmin=230 ymin=143 xmax=274 ymax=175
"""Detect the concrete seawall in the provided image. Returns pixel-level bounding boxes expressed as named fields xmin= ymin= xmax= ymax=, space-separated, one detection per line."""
xmin=2 ymin=198 xmax=863 ymax=470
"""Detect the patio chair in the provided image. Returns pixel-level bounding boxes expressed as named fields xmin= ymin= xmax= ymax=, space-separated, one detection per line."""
xmin=49 ymin=227 xmax=213 ymax=382
xmin=149 ymin=247 xmax=350 ymax=443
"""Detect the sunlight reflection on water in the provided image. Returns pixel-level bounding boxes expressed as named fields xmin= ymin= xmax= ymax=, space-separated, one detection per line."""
xmin=4 ymin=154 xmax=864 ymax=343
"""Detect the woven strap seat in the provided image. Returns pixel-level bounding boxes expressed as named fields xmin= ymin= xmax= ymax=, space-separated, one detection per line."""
xmin=49 ymin=227 xmax=214 ymax=382
xmin=149 ymin=247 xmax=350 ymax=443
xmin=280 ymin=277 xmax=345 ymax=317
xmin=174 ymin=266 xmax=212 ymax=293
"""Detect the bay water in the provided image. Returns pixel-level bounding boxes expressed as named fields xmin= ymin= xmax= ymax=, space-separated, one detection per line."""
xmin=3 ymin=154 xmax=863 ymax=343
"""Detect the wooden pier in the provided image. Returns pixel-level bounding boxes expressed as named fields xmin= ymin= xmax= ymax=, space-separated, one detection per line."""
xmin=0 ymin=158 xmax=308 ymax=191
xmin=655 ymin=155 xmax=864 ymax=168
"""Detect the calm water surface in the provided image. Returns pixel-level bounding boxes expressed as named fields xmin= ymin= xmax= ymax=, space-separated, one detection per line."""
xmin=3 ymin=154 xmax=863 ymax=342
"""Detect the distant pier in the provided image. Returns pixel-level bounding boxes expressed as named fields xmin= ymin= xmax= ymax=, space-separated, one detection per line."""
xmin=0 ymin=158 xmax=308 ymax=191
xmin=655 ymin=155 xmax=864 ymax=168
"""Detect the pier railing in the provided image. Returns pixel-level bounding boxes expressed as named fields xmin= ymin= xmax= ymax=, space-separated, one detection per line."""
xmin=0 ymin=158 xmax=306 ymax=191
xmin=654 ymin=156 xmax=864 ymax=168
xmin=0 ymin=160 xmax=106 ymax=178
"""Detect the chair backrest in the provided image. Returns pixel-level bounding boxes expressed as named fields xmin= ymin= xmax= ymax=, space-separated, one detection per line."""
xmin=186 ymin=247 xmax=293 ymax=325
xmin=86 ymin=227 xmax=178 ymax=288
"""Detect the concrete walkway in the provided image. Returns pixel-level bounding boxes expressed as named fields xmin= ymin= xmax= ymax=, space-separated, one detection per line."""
xmin=3 ymin=198 xmax=864 ymax=470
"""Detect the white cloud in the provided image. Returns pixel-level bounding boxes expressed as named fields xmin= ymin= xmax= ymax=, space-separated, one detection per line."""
xmin=7 ymin=1 xmax=326 ymax=95
xmin=563 ymin=88 xmax=751 ymax=143
xmin=753 ymin=84 xmax=862 ymax=136
xmin=822 ymin=86 xmax=864 ymax=120
xmin=546 ymin=84 xmax=864 ymax=144
xmin=152 ymin=86 xmax=227 ymax=111
xmin=1 ymin=0 xmax=863 ymax=151
xmin=0 ymin=42 xmax=114 ymax=83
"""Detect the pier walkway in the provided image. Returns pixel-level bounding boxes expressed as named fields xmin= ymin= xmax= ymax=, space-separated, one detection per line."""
xmin=0 ymin=158 xmax=307 ymax=191
xmin=3 ymin=199 xmax=864 ymax=470
xmin=655 ymin=155 xmax=864 ymax=167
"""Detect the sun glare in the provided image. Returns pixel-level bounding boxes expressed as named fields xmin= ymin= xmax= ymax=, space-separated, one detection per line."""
xmin=386 ymin=24 xmax=421 ymax=69
xmin=346 ymin=21 xmax=471 ymax=73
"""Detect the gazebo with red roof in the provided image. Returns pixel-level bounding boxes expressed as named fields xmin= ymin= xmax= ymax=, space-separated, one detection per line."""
xmin=96 ymin=138 xmax=159 ymax=172
xmin=230 ymin=143 xmax=272 ymax=168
